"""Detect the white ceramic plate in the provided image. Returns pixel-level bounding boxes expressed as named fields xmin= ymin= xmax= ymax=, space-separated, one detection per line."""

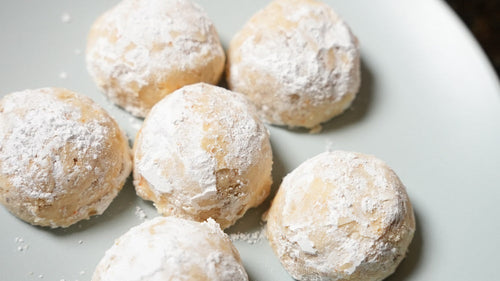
xmin=1 ymin=0 xmax=499 ymax=280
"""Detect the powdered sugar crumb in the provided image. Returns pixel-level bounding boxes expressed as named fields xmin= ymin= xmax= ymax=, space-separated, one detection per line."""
xmin=229 ymin=228 xmax=265 ymax=244
xmin=128 ymin=117 xmax=142 ymax=131
xmin=325 ymin=139 xmax=335 ymax=152
xmin=17 ymin=244 xmax=29 ymax=252
xmin=59 ymin=72 xmax=68 ymax=79
xmin=61 ymin=12 xmax=72 ymax=23
xmin=135 ymin=206 xmax=147 ymax=220
xmin=15 ymin=236 xmax=29 ymax=252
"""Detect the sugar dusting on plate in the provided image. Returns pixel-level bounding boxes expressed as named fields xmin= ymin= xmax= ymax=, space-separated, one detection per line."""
xmin=229 ymin=227 xmax=266 ymax=245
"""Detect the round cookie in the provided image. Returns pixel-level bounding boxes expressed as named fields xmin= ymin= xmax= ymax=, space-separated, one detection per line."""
xmin=0 ymin=88 xmax=132 ymax=228
xmin=266 ymin=151 xmax=415 ymax=281
xmin=227 ymin=0 xmax=361 ymax=130
xmin=86 ymin=0 xmax=225 ymax=117
xmin=133 ymin=83 xmax=273 ymax=229
xmin=92 ymin=216 xmax=248 ymax=281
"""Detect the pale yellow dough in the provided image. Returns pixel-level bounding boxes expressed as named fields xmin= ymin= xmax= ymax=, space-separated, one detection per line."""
xmin=92 ymin=217 xmax=248 ymax=281
xmin=133 ymin=83 xmax=273 ymax=229
xmin=227 ymin=0 xmax=361 ymax=129
xmin=0 ymin=88 xmax=132 ymax=228
xmin=86 ymin=0 xmax=225 ymax=117
xmin=266 ymin=151 xmax=415 ymax=281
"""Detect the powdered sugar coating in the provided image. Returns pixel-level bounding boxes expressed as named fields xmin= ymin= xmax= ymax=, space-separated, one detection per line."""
xmin=86 ymin=0 xmax=225 ymax=117
xmin=266 ymin=151 xmax=415 ymax=281
xmin=92 ymin=217 xmax=248 ymax=281
xmin=0 ymin=88 xmax=132 ymax=228
xmin=227 ymin=0 xmax=360 ymax=129
xmin=134 ymin=83 xmax=273 ymax=229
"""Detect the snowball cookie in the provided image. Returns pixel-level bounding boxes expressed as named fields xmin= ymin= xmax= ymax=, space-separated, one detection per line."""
xmin=0 ymin=88 xmax=132 ymax=228
xmin=86 ymin=0 xmax=225 ymax=117
xmin=133 ymin=83 xmax=273 ymax=229
xmin=227 ymin=0 xmax=361 ymax=130
xmin=92 ymin=216 xmax=248 ymax=281
xmin=266 ymin=151 xmax=415 ymax=281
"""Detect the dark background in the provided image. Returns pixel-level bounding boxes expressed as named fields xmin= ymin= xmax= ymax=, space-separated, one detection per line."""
xmin=445 ymin=0 xmax=499 ymax=76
